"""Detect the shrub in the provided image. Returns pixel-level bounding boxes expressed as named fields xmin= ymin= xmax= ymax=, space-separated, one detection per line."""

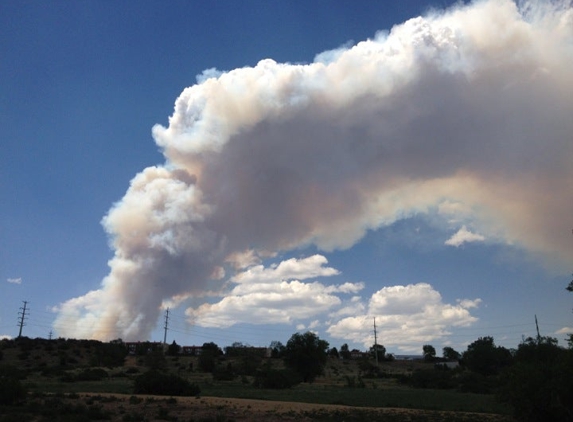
xmin=253 ymin=367 xmax=300 ymax=389
xmin=457 ymin=371 xmax=494 ymax=394
xmin=411 ymin=369 xmax=456 ymax=390
xmin=133 ymin=370 xmax=200 ymax=396
xmin=76 ymin=368 xmax=108 ymax=381
xmin=0 ymin=378 xmax=27 ymax=405
xmin=212 ymin=363 xmax=236 ymax=381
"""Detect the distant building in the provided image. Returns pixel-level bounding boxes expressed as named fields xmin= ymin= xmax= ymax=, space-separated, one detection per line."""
xmin=181 ymin=346 xmax=203 ymax=356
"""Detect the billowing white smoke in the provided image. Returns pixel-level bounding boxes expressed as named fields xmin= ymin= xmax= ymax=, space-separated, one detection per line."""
xmin=54 ymin=0 xmax=573 ymax=340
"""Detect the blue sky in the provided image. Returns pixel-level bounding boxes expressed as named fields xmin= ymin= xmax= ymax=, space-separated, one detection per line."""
xmin=1 ymin=0 xmax=572 ymax=354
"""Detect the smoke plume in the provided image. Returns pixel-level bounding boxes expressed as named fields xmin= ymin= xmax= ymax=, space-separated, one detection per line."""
xmin=54 ymin=0 xmax=573 ymax=340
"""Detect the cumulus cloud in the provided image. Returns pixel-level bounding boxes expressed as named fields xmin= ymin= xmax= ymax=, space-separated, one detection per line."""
xmin=328 ymin=283 xmax=481 ymax=352
xmin=445 ymin=226 xmax=486 ymax=247
xmin=54 ymin=0 xmax=573 ymax=340
xmin=185 ymin=255 xmax=362 ymax=328
xmin=7 ymin=277 xmax=22 ymax=284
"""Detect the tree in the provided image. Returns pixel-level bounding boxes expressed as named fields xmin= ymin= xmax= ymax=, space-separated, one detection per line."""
xmin=198 ymin=342 xmax=221 ymax=373
xmin=422 ymin=344 xmax=436 ymax=362
xmin=340 ymin=343 xmax=351 ymax=360
xmin=442 ymin=346 xmax=461 ymax=361
xmin=269 ymin=341 xmax=285 ymax=358
xmin=369 ymin=344 xmax=386 ymax=361
xmin=328 ymin=347 xmax=339 ymax=359
xmin=283 ymin=332 xmax=329 ymax=383
xmin=167 ymin=340 xmax=181 ymax=356
xmin=462 ymin=336 xmax=512 ymax=376
xmin=498 ymin=337 xmax=573 ymax=421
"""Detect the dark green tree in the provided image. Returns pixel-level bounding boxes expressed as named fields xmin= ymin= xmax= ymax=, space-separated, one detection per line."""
xmin=198 ymin=342 xmax=221 ymax=373
xmin=422 ymin=344 xmax=436 ymax=362
xmin=340 ymin=343 xmax=351 ymax=360
xmin=369 ymin=344 xmax=386 ymax=361
xmin=283 ymin=332 xmax=329 ymax=383
xmin=329 ymin=347 xmax=340 ymax=359
xmin=269 ymin=341 xmax=285 ymax=358
xmin=442 ymin=346 xmax=461 ymax=361
xmin=498 ymin=336 xmax=573 ymax=421
xmin=167 ymin=340 xmax=181 ymax=356
xmin=462 ymin=336 xmax=512 ymax=376
xmin=90 ymin=341 xmax=128 ymax=367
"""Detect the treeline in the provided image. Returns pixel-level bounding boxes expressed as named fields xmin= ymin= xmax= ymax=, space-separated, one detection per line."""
xmin=1 ymin=326 xmax=572 ymax=420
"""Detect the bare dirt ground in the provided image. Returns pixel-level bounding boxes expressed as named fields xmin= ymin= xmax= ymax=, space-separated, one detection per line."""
xmin=81 ymin=393 xmax=515 ymax=422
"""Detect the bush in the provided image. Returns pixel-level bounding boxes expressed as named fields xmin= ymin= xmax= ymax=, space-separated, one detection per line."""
xmin=133 ymin=370 xmax=200 ymax=396
xmin=410 ymin=369 xmax=456 ymax=390
xmin=253 ymin=367 xmax=300 ymax=389
xmin=457 ymin=371 xmax=494 ymax=394
xmin=212 ymin=363 xmax=236 ymax=381
xmin=61 ymin=368 xmax=108 ymax=383
xmin=0 ymin=378 xmax=27 ymax=405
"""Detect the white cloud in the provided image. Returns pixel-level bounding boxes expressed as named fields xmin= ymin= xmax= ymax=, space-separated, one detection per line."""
xmin=7 ymin=277 xmax=22 ymax=284
xmin=231 ymin=255 xmax=339 ymax=285
xmin=0 ymin=335 xmax=11 ymax=340
xmin=556 ymin=327 xmax=573 ymax=335
xmin=186 ymin=255 xmax=361 ymax=328
xmin=445 ymin=226 xmax=486 ymax=247
xmin=327 ymin=283 xmax=481 ymax=352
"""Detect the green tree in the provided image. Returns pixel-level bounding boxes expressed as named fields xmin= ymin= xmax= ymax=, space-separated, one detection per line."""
xmin=167 ymin=340 xmax=181 ymax=356
xmin=283 ymin=332 xmax=329 ymax=383
xmin=462 ymin=336 xmax=512 ymax=376
xmin=442 ymin=346 xmax=461 ymax=361
xmin=269 ymin=341 xmax=285 ymax=358
xmin=422 ymin=344 xmax=436 ymax=362
xmin=340 ymin=343 xmax=351 ymax=360
xmin=198 ymin=342 xmax=221 ymax=373
xmin=90 ymin=341 xmax=128 ymax=367
xmin=499 ymin=336 xmax=573 ymax=421
xmin=329 ymin=347 xmax=339 ymax=359
xmin=369 ymin=344 xmax=386 ymax=361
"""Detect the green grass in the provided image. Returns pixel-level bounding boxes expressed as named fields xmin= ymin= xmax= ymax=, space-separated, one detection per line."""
xmin=26 ymin=378 xmax=133 ymax=395
xmin=198 ymin=380 xmax=512 ymax=415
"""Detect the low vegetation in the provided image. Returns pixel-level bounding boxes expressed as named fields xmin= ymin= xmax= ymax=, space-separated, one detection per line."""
xmin=1 ymin=316 xmax=572 ymax=422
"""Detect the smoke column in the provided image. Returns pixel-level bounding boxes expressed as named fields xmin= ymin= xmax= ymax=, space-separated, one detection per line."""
xmin=54 ymin=0 xmax=573 ymax=340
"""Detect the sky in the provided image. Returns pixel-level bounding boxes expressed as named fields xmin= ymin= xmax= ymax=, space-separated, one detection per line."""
xmin=1 ymin=0 xmax=572 ymax=355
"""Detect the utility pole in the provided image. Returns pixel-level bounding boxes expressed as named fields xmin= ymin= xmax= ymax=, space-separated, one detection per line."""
xmin=535 ymin=314 xmax=541 ymax=343
xmin=17 ymin=301 xmax=28 ymax=338
xmin=373 ymin=317 xmax=378 ymax=365
xmin=48 ymin=331 xmax=53 ymax=341
xmin=163 ymin=308 xmax=170 ymax=345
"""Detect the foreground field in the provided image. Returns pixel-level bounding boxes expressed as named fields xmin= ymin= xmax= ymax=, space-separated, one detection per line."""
xmin=1 ymin=393 xmax=515 ymax=422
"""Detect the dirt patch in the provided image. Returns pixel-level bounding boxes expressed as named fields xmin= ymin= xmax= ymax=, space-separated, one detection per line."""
xmin=77 ymin=393 xmax=514 ymax=422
